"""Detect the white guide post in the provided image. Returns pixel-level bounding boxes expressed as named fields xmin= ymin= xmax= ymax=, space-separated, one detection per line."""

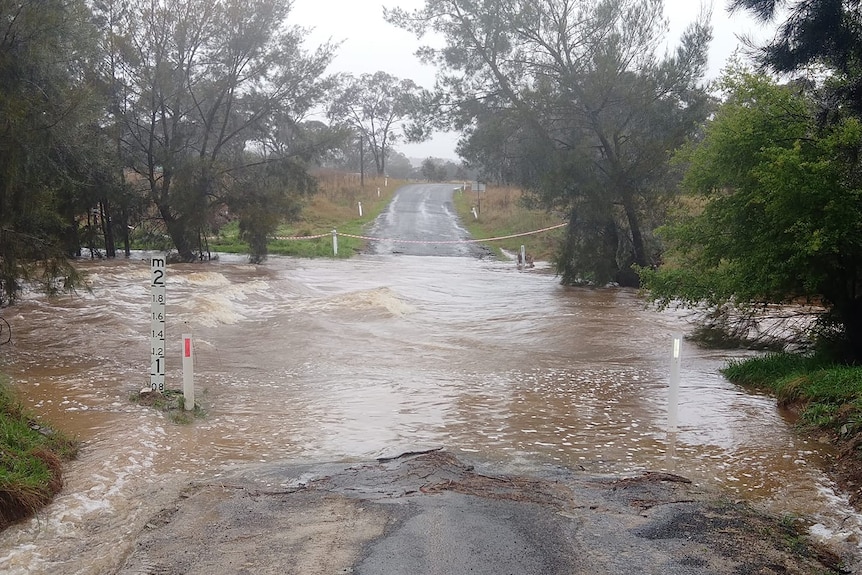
xmin=150 ymin=258 xmax=166 ymax=392
xmin=520 ymin=245 xmax=526 ymax=268
xmin=358 ymin=201 xmax=363 ymax=217
xmin=668 ymin=333 xmax=682 ymax=432
xmin=182 ymin=334 xmax=194 ymax=410
xmin=332 ymin=229 xmax=338 ymax=256
xmin=377 ymin=187 xmax=381 ymax=198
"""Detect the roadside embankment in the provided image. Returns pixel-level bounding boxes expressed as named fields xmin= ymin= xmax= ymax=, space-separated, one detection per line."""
xmin=0 ymin=379 xmax=78 ymax=529
xmin=723 ymin=354 xmax=862 ymax=507
xmin=116 ymin=449 xmax=851 ymax=575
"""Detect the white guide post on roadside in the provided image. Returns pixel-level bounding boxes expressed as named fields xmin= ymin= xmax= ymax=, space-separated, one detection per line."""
xmin=150 ymin=257 xmax=166 ymax=392
xmin=182 ymin=334 xmax=194 ymax=410
xmin=668 ymin=333 xmax=682 ymax=432
xmin=332 ymin=229 xmax=338 ymax=256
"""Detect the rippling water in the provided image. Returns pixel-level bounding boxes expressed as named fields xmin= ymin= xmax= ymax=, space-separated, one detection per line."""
xmin=0 ymin=253 xmax=859 ymax=573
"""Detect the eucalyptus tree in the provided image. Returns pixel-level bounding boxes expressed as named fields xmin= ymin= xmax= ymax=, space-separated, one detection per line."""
xmin=114 ymin=0 xmax=336 ymax=261
xmin=387 ymin=0 xmax=712 ymax=285
xmin=0 ymin=0 xmax=103 ymax=303
xmin=329 ymin=71 xmax=422 ymax=178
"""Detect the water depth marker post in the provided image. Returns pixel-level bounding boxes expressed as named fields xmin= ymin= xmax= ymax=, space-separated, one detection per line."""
xmin=150 ymin=257 xmax=166 ymax=392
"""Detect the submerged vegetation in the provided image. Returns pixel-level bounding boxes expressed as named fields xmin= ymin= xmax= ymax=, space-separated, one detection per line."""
xmin=0 ymin=379 xmax=78 ymax=529
xmin=130 ymin=389 xmax=206 ymax=425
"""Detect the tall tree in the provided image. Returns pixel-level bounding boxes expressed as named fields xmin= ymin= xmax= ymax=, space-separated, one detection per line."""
xmin=328 ymin=71 xmax=422 ymax=178
xmin=114 ymin=0 xmax=336 ymax=261
xmin=641 ymin=69 xmax=862 ymax=361
xmin=730 ymin=0 xmax=862 ymax=117
xmin=387 ymin=0 xmax=711 ymax=286
xmin=0 ymin=0 xmax=102 ymax=303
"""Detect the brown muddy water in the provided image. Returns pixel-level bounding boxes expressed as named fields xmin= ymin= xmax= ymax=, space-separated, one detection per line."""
xmin=0 ymin=253 xmax=859 ymax=573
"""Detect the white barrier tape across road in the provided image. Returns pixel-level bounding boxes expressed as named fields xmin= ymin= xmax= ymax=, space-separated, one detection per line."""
xmin=275 ymin=223 xmax=567 ymax=244
xmin=273 ymin=233 xmax=330 ymax=240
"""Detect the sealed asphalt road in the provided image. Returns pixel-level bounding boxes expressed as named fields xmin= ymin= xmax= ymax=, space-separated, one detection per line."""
xmin=116 ymin=450 xmax=849 ymax=574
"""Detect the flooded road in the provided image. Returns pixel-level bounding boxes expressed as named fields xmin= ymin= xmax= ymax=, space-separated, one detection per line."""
xmin=0 ymin=188 xmax=860 ymax=573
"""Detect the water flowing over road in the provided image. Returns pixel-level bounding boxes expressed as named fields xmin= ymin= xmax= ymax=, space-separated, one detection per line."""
xmin=0 ymin=184 xmax=860 ymax=573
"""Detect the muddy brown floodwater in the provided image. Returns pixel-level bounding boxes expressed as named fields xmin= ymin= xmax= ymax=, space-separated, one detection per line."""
xmin=0 ymin=252 xmax=860 ymax=573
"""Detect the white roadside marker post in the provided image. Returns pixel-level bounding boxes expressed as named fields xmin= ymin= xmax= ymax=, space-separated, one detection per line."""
xmin=358 ymin=201 xmax=363 ymax=217
xmin=182 ymin=334 xmax=194 ymax=411
xmin=668 ymin=333 xmax=682 ymax=432
xmin=150 ymin=258 xmax=166 ymax=393
xmin=332 ymin=229 xmax=338 ymax=256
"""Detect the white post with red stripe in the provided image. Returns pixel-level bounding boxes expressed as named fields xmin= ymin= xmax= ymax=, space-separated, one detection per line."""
xmin=182 ymin=333 xmax=194 ymax=411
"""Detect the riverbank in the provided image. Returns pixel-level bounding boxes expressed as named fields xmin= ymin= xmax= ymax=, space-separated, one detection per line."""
xmin=0 ymin=379 xmax=78 ymax=529
xmin=723 ymin=354 xmax=862 ymax=507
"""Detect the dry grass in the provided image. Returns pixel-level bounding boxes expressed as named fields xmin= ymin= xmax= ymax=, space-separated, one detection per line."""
xmin=211 ymin=171 xmax=403 ymax=258
xmin=454 ymin=184 xmax=565 ymax=261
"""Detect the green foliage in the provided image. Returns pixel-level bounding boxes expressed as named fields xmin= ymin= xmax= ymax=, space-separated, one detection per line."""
xmin=388 ymin=0 xmax=712 ymax=286
xmin=723 ymin=353 xmax=862 ymax=434
xmin=107 ymin=0 xmax=338 ymax=262
xmin=0 ymin=0 xmax=103 ymax=304
xmin=722 ymin=353 xmax=829 ymax=387
xmin=0 ymin=378 xmax=78 ymax=528
xmin=731 ymin=0 xmax=862 ymax=118
xmin=420 ymin=158 xmax=448 ymax=182
xmin=641 ymin=69 xmax=862 ymax=360
xmin=209 ymin=176 xmax=398 ymax=259
xmin=231 ymin=158 xmax=315 ymax=263
xmin=328 ymin=71 xmax=423 ymax=177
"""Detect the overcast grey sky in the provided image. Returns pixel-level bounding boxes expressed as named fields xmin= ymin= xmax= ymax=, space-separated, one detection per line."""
xmin=290 ymin=0 xmax=776 ymax=159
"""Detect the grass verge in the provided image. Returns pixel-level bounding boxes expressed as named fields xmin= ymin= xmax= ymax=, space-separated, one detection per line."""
xmin=722 ymin=354 xmax=862 ymax=432
xmin=0 ymin=378 xmax=79 ymax=529
xmin=452 ymin=184 xmax=564 ymax=262
xmin=722 ymin=353 xmax=862 ymax=506
xmin=210 ymin=175 xmax=401 ymax=258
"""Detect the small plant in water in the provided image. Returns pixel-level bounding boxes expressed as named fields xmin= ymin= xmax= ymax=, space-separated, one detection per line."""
xmin=131 ymin=388 xmax=205 ymax=424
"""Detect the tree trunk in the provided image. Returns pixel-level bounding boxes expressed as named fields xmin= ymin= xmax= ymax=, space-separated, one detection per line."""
xmin=842 ymin=297 xmax=862 ymax=363
xmin=620 ymin=190 xmax=649 ymax=270
xmin=101 ymin=200 xmax=116 ymax=258
xmin=360 ymin=136 xmax=365 ymax=188
xmin=159 ymin=205 xmax=195 ymax=262
xmin=119 ymin=206 xmax=131 ymax=257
